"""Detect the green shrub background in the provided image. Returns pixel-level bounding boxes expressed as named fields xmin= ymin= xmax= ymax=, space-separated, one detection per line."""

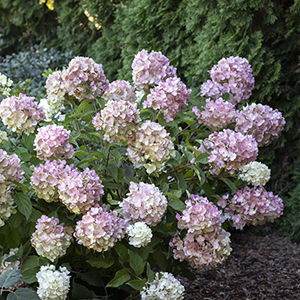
xmin=0 ymin=0 xmax=300 ymax=239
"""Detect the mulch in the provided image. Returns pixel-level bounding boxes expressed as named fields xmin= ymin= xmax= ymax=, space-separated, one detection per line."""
xmin=180 ymin=226 xmax=300 ymax=300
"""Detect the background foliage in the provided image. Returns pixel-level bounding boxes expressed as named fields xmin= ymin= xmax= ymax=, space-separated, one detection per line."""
xmin=0 ymin=0 xmax=299 ymax=240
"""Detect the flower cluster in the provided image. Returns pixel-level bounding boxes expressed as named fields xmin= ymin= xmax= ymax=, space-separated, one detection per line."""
xmin=0 ymin=184 xmax=17 ymax=227
xmin=141 ymin=272 xmax=185 ymax=300
xmin=58 ymin=167 xmax=104 ymax=214
xmin=143 ymin=77 xmax=191 ymax=122
xmin=132 ymin=49 xmax=177 ymax=92
xmin=74 ymin=204 xmax=126 ymax=253
xmin=170 ymin=227 xmax=232 ymax=269
xmin=38 ymin=98 xmax=63 ymax=121
xmin=93 ymin=100 xmax=141 ymax=143
xmin=126 ymin=222 xmax=153 ymax=248
xmin=31 ymin=215 xmax=72 ymax=262
xmin=176 ymin=196 xmax=221 ymax=234
xmin=201 ymin=56 xmax=255 ymax=105
xmin=0 ymin=93 xmax=45 ymax=134
xmin=199 ymin=129 xmax=258 ymax=175
xmin=200 ymin=80 xmax=223 ymax=99
xmin=102 ymin=79 xmax=137 ymax=102
xmin=36 ymin=265 xmax=70 ymax=300
xmin=235 ymin=103 xmax=286 ymax=147
xmin=0 ymin=150 xmax=24 ymax=183
xmin=127 ymin=120 xmax=175 ymax=175
xmin=63 ymin=56 xmax=109 ymax=101
xmin=224 ymin=186 xmax=284 ymax=230
xmin=0 ymin=73 xmax=13 ymax=97
xmin=34 ymin=124 xmax=74 ymax=160
xmin=45 ymin=70 xmax=67 ymax=114
xmin=0 ymin=131 xmax=8 ymax=144
xmin=120 ymin=181 xmax=168 ymax=227
xmin=192 ymin=98 xmax=236 ymax=130
xmin=170 ymin=194 xmax=232 ymax=269
xmin=239 ymin=161 xmax=271 ymax=186
xmin=31 ymin=160 xmax=73 ymax=202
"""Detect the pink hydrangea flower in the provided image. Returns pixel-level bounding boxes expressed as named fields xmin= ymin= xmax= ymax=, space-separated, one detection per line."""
xmin=200 ymin=80 xmax=224 ymax=99
xmin=176 ymin=195 xmax=221 ymax=234
xmin=58 ymin=167 xmax=104 ymax=214
xmin=170 ymin=227 xmax=232 ymax=269
xmin=74 ymin=204 xmax=126 ymax=253
xmin=102 ymin=79 xmax=137 ymax=102
xmin=192 ymin=98 xmax=236 ymax=130
xmin=143 ymin=77 xmax=191 ymax=122
xmin=31 ymin=215 xmax=72 ymax=262
xmin=64 ymin=56 xmax=109 ymax=101
xmin=45 ymin=70 xmax=67 ymax=113
xmin=93 ymin=100 xmax=141 ymax=143
xmin=0 ymin=93 xmax=45 ymax=134
xmin=235 ymin=103 xmax=286 ymax=147
xmin=127 ymin=120 xmax=175 ymax=175
xmin=225 ymin=186 xmax=284 ymax=230
xmin=208 ymin=56 xmax=255 ymax=105
xmin=132 ymin=49 xmax=177 ymax=92
xmin=198 ymin=129 xmax=258 ymax=175
xmin=120 ymin=181 xmax=168 ymax=227
xmin=34 ymin=124 xmax=74 ymax=161
xmin=0 ymin=150 xmax=24 ymax=183
xmin=31 ymin=160 xmax=73 ymax=202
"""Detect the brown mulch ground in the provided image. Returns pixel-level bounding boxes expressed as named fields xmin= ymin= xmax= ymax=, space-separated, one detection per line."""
xmin=180 ymin=227 xmax=300 ymax=300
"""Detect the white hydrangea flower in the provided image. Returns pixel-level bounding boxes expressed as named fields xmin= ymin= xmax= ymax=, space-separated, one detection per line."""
xmin=126 ymin=222 xmax=153 ymax=248
xmin=0 ymin=73 xmax=13 ymax=97
xmin=239 ymin=161 xmax=271 ymax=186
xmin=0 ymin=131 xmax=8 ymax=144
xmin=141 ymin=272 xmax=185 ymax=300
xmin=36 ymin=265 xmax=70 ymax=300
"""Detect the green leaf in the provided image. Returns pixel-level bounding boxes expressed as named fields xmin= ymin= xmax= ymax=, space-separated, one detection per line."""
xmin=8 ymin=212 xmax=24 ymax=228
xmin=102 ymin=181 xmax=123 ymax=190
xmin=128 ymin=250 xmax=145 ymax=276
xmin=72 ymin=279 xmax=97 ymax=299
xmin=146 ymin=263 xmax=154 ymax=282
xmin=13 ymin=193 xmax=32 ymax=221
xmin=111 ymin=149 xmax=122 ymax=167
xmin=75 ymin=98 xmax=92 ymax=114
xmin=126 ymin=279 xmax=147 ymax=291
xmin=191 ymin=165 xmax=205 ymax=185
xmin=114 ymin=243 xmax=129 ymax=263
xmin=0 ymin=269 xmax=22 ymax=288
xmin=6 ymin=288 xmax=41 ymax=300
xmin=87 ymin=255 xmax=114 ymax=269
xmin=168 ymin=200 xmax=186 ymax=212
xmin=21 ymin=267 xmax=39 ymax=284
xmin=106 ymin=269 xmax=131 ymax=288
xmin=220 ymin=177 xmax=237 ymax=193
xmin=22 ymin=256 xmax=39 ymax=269
xmin=174 ymin=173 xmax=187 ymax=191
xmin=6 ymin=229 xmax=20 ymax=248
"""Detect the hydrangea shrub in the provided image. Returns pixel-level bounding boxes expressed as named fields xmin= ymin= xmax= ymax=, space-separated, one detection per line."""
xmin=0 ymin=51 xmax=285 ymax=300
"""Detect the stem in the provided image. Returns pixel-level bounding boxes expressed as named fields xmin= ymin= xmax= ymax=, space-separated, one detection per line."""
xmin=104 ymin=146 xmax=111 ymax=177
xmin=124 ymin=291 xmax=140 ymax=300
xmin=169 ymin=162 xmax=193 ymax=174
xmin=120 ymin=262 xmax=143 ymax=281
xmin=174 ymin=121 xmax=197 ymax=137
xmin=152 ymin=109 xmax=160 ymax=122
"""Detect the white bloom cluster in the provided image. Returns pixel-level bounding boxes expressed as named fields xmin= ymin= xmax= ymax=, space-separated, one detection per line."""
xmin=0 ymin=131 xmax=8 ymax=144
xmin=126 ymin=222 xmax=152 ymax=248
xmin=141 ymin=272 xmax=185 ymax=300
xmin=0 ymin=73 xmax=13 ymax=97
xmin=36 ymin=265 xmax=70 ymax=300
xmin=239 ymin=161 xmax=271 ymax=186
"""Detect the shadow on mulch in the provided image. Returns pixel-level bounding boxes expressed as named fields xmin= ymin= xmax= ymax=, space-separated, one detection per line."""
xmin=180 ymin=226 xmax=300 ymax=300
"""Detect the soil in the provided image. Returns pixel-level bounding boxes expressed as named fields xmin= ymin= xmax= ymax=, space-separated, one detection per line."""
xmin=180 ymin=226 xmax=300 ymax=300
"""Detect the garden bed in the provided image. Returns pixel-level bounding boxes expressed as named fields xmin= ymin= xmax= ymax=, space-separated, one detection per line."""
xmin=181 ymin=227 xmax=300 ymax=300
